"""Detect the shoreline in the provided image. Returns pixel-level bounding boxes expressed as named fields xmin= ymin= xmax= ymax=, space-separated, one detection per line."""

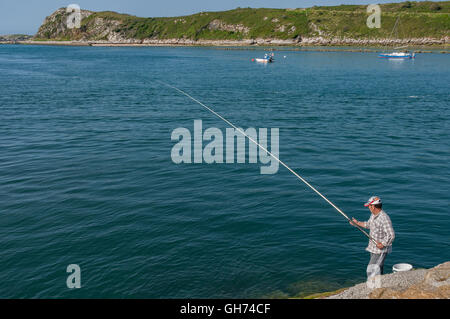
xmin=299 ymin=261 xmax=450 ymax=299
xmin=2 ymin=40 xmax=449 ymax=53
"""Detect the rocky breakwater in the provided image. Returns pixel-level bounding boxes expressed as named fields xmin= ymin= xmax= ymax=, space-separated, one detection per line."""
xmin=300 ymin=36 xmax=449 ymax=46
xmin=326 ymin=261 xmax=450 ymax=299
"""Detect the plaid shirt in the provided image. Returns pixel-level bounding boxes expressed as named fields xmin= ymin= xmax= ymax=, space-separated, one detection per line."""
xmin=364 ymin=210 xmax=395 ymax=254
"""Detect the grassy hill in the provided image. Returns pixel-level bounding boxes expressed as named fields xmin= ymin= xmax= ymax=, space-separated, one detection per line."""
xmin=35 ymin=1 xmax=449 ymax=42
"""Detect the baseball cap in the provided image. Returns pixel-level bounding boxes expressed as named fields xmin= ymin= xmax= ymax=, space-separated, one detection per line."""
xmin=364 ymin=196 xmax=382 ymax=207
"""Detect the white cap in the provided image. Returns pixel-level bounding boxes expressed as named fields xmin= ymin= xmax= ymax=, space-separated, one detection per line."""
xmin=364 ymin=196 xmax=382 ymax=207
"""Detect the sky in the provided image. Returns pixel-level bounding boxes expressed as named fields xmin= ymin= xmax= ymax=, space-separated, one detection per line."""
xmin=0 ymin=0 xmax=407 ymax=35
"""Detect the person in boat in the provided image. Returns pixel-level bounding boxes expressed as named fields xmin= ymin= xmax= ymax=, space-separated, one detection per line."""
xmin=350 ymin=196 xmax=395 ymax=277
xmin=262 ymin=53 xmax=274 ymax=61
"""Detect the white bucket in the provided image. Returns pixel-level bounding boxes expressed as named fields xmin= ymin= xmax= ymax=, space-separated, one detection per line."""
xmin=392 ymin=263 xmax=413 ymax=273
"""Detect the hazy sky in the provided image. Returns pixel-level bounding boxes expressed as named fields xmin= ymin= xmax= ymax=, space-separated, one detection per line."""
xmin=0 ymin=0 xmax=406 ymax=35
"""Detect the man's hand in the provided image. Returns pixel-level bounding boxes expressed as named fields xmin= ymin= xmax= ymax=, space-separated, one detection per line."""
xmin=350 ymin=217 xmax=359 ymax=227
xmin=376 ymin=242 xmax=385 ymax=249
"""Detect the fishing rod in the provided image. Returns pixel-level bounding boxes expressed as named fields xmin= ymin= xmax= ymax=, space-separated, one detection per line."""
xmin=159 ymin=81 xmax=378 ymax=245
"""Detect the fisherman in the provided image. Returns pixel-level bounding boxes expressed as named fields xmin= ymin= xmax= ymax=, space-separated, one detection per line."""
xmin=350 ymin=196 xmax=395 ymax=277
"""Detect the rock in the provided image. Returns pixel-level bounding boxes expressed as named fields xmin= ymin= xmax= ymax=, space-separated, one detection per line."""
xmin=423 ymin=261 xmax=450 ymax=287
xmin=275 ymin=25 xmax=286 ymax=33
xmin=328 ymin=262 xmax=450 ymax=299
xmin=369 ymin=286 xmax=446 ymax=299
xmin=35 ymin=8 xmax=93 ymax=40
xmin=207 ymin=19 xmax=249 ymax=35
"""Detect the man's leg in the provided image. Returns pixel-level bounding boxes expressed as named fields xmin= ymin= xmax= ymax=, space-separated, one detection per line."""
xmin=367 ymin=252 xmax=387 ymax=277
xmin=367 ymin=253 xmax=380 ymax=278
xmin=378 ymin=252 xmax=387 ymax=275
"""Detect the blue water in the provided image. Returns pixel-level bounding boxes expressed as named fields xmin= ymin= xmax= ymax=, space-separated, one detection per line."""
xmin=0 ymin=45 xmax=449 ymax=298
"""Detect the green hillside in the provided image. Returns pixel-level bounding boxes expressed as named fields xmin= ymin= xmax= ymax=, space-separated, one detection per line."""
xmin=35 ymin=1 xmax=450 ymax=41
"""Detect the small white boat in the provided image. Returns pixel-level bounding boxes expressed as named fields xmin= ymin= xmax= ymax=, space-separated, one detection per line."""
xmin=254 ymin=53 xmax=274 ymax=63
xmin=379 ymin=51 xmax=415 ymax=59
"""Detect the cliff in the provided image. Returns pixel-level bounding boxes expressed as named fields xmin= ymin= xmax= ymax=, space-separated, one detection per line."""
xmin=33 ymin=1 xmax=450 ymax=46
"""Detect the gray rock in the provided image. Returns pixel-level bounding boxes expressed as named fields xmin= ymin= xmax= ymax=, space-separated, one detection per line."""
xmin=327 ymin=269 xmax=428 ymax=299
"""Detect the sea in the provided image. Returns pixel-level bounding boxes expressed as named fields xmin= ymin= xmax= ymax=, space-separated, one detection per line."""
xmin=0 ymin=44 xmax=449 ymax=298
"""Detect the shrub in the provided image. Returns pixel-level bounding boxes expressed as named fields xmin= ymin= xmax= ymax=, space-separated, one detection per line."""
xmin=402 ymin=1 xmax=412 ymax=9
xmin=430 ymin=3 xmax=442 ymax=11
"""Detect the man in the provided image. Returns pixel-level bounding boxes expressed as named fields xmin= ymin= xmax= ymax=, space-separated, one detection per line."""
xmin=350 ymin=196 xmax=395 ymax=277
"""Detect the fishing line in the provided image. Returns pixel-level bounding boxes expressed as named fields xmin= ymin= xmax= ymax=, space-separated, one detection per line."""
xmin=159 ymin=80 xmax=377 ymax=244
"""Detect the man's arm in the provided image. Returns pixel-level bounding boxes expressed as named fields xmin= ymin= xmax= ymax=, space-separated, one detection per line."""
xmin=350 ymin=218 xmax=368 ymax=229
xmin=380 ymin=216 xmax=395 ymax=247
xmin=350 ymin=218 xmax=385 ymax=248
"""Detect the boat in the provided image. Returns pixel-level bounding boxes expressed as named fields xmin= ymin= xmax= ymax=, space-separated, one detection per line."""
xmin=378 ymin=17 xmax=416 ymax=59
xmin=254 ymin=53 xmax=274 ymax=63
xmin=379 ymin=51 xmax=415 ymax=59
